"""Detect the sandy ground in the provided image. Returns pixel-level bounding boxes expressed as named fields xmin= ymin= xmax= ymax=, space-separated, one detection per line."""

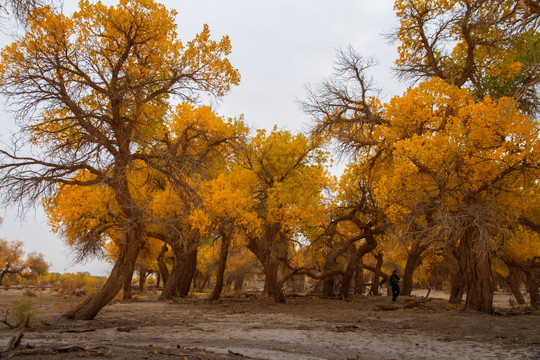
xmin=0 ymin=288 xmax=539 ymax=360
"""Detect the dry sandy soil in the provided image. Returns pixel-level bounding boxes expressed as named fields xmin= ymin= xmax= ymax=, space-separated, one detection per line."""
xmin=0 ymin=288 xmax=539 ymax=360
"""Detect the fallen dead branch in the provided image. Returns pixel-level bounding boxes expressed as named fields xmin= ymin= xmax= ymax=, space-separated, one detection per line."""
xmin=375 ymin=298 xmax=433 ymax=311
xmin=59 ymin=328 xmax=96 ymax=333
xmin=494 ymin=306 xmax=538 ymax=316
xmin=2 ymin=345 xmax=106 ymax=358
xmin=2 ymin=330 xmax=24 ymax=353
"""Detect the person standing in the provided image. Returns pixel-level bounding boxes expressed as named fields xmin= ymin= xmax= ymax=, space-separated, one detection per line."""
xmin=389 ymin=270 xmax=400 ymax=302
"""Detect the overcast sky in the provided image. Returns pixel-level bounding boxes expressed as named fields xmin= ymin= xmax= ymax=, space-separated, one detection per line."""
xmin=0 ymin=0 xmax=406 ymax=276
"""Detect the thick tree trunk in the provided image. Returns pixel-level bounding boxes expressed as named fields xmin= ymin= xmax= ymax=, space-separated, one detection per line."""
xmin=0 ymin=269 xmax=7 ymax=285
xmin=138 ymin=268 xmax=147 ymax=291
xmin=342 ymin=230 xmax=378 ymax=298
xmin=339 ymin=260 xmax=355 ymax=299
xmin=505 ymin=266 xmax=525 ymax=305
xmin=354 ymin=259 xmax=365 ymax=295
xmin=523 ymin=267 xmax=540 ymax=307
xmin=369 ymin=252 xmax=384 ymax=296
xmin=401 ymin=245 xmax=426 ymax=296
xmin=63 ymin=227 xmax=142 ymax=320
xmin=449 ymin=268 xmax=465 ymax=305
xmin=123 ymin=273 xmax=132 ymax=300
xmin=322 ymin=276 xmax=337 ymax=296
xmin=160 ymin=240 xmax=198 ymax=299
xmin=264 ymin=260 xmax=285 ymax=303
xmin=457 ymin=232 xmax=494 ymax=314
xmin=157 ymin=244 xmax=169 ymax=286
xmin=208 ymin=231 xmax=232 ymax=301
xmin=233 ymin=273 xmax=245 ymax=292
xmin=156 ymin=272 xmax=161 ymax=288
xmin=449 ymin=248 xmax=465 ymax=304
xmin=246 ymin=233 xmax=286 ymax=303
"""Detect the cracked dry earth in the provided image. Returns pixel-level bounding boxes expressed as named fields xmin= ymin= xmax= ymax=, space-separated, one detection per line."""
xmin=0 ymin=289 xmax=539 ymax=360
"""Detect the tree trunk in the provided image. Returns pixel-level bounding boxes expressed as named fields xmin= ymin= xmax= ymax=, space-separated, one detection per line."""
xmin=322 ymin=276 xmax=336 ymax=296
xmin=505 ymin=266 xmax=525 ymax=305
xmin=401 ymin=245 xmax=426 ymax=296
xmin=246 ymin=234 xmax=285 ymax=303
xmin=123 ymin=273 xmax=132 ymax=300
xmin=233 ymin=273 xmax=245 ymax=292
xmin=156 ymin=272 xmax=161 ymax=288
xmin=342 ymin=230 xmax=378 ymax=298
xmin=340 ymin=246 xmax=359 ymax=298
xmin=523 ymin=267 xmax=540 ymax=307
xmin=322 ymin=257 xmax=337 ymax=296
xmin=63 ymin=227 xmax=142 ymax=320
xmin=160 ymin=239 xmax=198 ymax=299
xmin=449 ymin=268 xmax=465 ymax=304
xmin=369 ymin=252 xmax=384 ymax=296
xmin=457 ymin=232 xmax=494 ymax=314
xmin=265 ymin=260 xmax=285 ymax=303
xmin=157 ymin=244 xmax=169 ymax=286
xmin=200 ymin=275 xmax=210 ymax=290
xmin=0 ymin=269 xmax=7 ymax=285
xmin=449 ymin=249 xmax=465 ymax=305
xmin=354 ymin=259 xmax=365 ymax=295
xmin=208 ymin=231 xmax=232 ymax=301
xmin=138 ymin=267 xmax=147 ymax=291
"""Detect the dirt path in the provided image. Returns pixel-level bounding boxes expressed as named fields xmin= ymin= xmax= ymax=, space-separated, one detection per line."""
xmin=0 ymin=289 xmax=539 ymax=359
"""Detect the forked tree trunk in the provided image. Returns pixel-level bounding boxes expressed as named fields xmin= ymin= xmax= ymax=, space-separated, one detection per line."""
xmin=63 ymin=227 xmax=143 ymax=320
xmin=458 ymin=232 xmax=494 ymax=314
xmin=160 ymin=240 xmax=198 ymax=299
xmin=208 ymin=231 xmax=232 ymax=301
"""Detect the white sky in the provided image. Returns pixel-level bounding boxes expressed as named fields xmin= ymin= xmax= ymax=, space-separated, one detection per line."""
xmin=0 ymin=0 xmax=406 ymax=276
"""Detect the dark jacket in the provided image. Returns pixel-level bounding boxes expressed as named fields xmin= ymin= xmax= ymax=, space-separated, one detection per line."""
xmin=389 ymin=274 xmax=400 ymax=287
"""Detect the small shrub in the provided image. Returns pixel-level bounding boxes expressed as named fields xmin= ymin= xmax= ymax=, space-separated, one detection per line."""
xmin=15 ymin=296 xmax=37 ymax=328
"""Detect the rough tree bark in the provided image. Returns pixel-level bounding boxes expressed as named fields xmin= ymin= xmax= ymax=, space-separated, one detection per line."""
xmin=156 ymin=244 xmax=169 ymax=286
xmin=123 ymin=271 xmax=132 ymax=300
xmin=523 ymin=267 xmax=540 ymax=307
xmin=354 ymin=259 xmax=365 ymax=295
xmin=233 ymin=274 xmax=245 ymax=292
xmin=457 ymin=230 xmax=495 ymax=314
xmin=208 ymin=229 xmax=232 ymax=301
xmin=138 ymin=266 xmax=147 ymax=291
xmin=160 ymin=239 xmax=198 ymax=300
xmin=369 ymin=252 xmax=384 ymax=296
xmin=247 ymin=232 xmax=286 ymax=303
xmin=340 ymin=229 xmax=377 ymax=298
xmin=504 ymin=265 xmax=526 ymax=305
xmin=401 ymin=243 xmax=430 ymax=296
xmin=64 ymin=225 xmax=143 ymax=319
